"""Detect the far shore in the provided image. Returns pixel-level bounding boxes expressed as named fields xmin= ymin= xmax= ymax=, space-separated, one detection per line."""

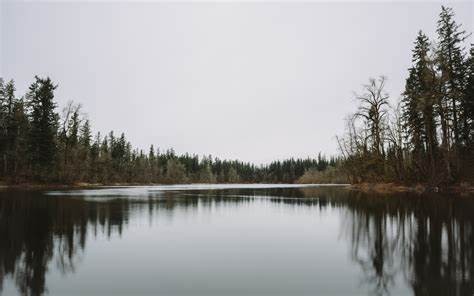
xmin=0 ymin=183 xmax=106 ymax=191
xmin=1 ymin=182 xmax=472 ymax=196
xmin=0 ymin=182 xmax=175 ymax=191
xmin=0 ymin=182 xmax=345 ymax=191
xmin=349 ymin=182 xmax=474 ymax=195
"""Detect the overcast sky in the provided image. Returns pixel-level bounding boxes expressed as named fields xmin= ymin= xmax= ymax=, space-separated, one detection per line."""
xmin=1 ymin=1 xmax=473 ymax=164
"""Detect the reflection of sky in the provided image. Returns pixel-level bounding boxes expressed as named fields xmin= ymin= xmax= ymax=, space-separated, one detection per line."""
xmin=45 ymin=184 xmax=349 ymax=200
xmin=4 ymin=186 xmax=472 ymax=295
xmin=34 ymin=198 xmax=411 ymax=296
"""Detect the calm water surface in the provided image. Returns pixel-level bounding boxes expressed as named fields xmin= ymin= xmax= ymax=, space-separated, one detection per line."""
xmin=0 ymin=184 xmax=473 ymax=296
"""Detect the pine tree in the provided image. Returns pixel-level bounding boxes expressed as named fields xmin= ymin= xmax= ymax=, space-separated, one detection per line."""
xmin=78 ymin=119 xmax=92 ymax=181
xmin=68 ymin=109 xmax=80 ymax=148
xmin=165 ymin=159 xmax=187 ymax=183
xmin=227 ymin=167 xmax=240 ymax=183
xmin=10 ymin=98 xmax=29 ymax=180
xmin=79 ymin=120 xmax=92 ymax=149
xmin=436 ymin=6 xmax=468 ymax=148
xmin=0 ymin=79 xmax=8 ymax=176
xmin=26 ymin=76 xmax=59 ymax=179
xmin=148 ymin=145 xmax=155 ymax=162
xmin=199 ymin=163 xmax=216 ymax=183
xmin=463 ymin=45 xmax=474 ymax=146
xmin=402 ymin=31 xmax=438 ymax=179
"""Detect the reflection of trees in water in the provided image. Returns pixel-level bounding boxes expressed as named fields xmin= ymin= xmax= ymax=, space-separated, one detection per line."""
xmin=0 ymin=191 xmax=131 ymax=296
xmin=0 ymin=188 xmax=473 ymax=296
xmin=297 ymin=188 xmax=474 ymax=296
xmin=160 ymin=186 xmax=474 ymax=296
xmin=0 ymin=190 xmax=249 ymax=296
xmin=218 ymin=187 xmax=474 ymax=295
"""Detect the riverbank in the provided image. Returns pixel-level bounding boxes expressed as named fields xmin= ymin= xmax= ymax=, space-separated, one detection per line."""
xmin=0 ymin=182 xmax=290 ymax=190
xmin=0 ymin=182 xmax=167 ymax=191
xmin=2 ymin=182 xmax=472 ymax=196
xmin=0 ymin=182 xmax=107 ymax=191
xmin=350 ymin=182 xmax=474 ymax=195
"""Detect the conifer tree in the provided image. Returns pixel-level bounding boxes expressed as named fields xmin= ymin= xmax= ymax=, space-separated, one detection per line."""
xmin=463 ymin=45 xmax=474 ymax=146
xmin=26 ymin=76 xmax=59 ymax=179
xmin=79 ymin=120 xmax=92 ymax=149
xmin=227 ymin=167 xmax=240 ymax=183
xmin=402 ymin=31 xmax=438 ymax=178
xmin=78 ymin=119 xmax=92 ymax=180
xmin=10 ymin=98 xmax=29 ymax=179
xmin=165 ymin=159 xmax=187 ymax=183
xmin=436 ymin=6 xmax=468 ymax=148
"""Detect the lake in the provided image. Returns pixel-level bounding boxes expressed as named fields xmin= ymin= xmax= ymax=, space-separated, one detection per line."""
xmin=0 ymin=184 xmax=473 ymax=296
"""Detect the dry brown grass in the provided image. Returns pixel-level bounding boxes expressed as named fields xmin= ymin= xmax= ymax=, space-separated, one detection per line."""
xmin=350 ymin=183 xmax=424 ymax=194
xmin=297 ymin=167 xmax=349 ymax=184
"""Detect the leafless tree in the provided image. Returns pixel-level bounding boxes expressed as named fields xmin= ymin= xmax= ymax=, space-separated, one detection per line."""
xmin=354 ymin=76 xmax=390 ymax=158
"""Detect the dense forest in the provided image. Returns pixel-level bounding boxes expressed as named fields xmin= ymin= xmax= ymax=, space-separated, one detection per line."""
xmin=0 ymin=77 xmax=337 ymax=184
xmin=2 ymin=6 xmax=472 ymax=187
xmin=338 ymin=6 xmax=473 ymax=187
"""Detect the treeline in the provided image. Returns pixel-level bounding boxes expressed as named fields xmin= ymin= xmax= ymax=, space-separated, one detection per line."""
xmin=338 ymin=6 xmax=473 ymax=186
xmin=0 ymin=78 xmax=336 ymax=184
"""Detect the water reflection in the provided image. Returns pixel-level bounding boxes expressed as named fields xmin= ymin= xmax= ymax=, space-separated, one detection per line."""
xmin=339 ymin=191 xmax=474 ymax=296
xmin=0 ymin=186 xmax=473 ymax=295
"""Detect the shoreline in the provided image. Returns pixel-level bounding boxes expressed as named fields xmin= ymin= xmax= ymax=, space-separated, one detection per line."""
xmin=0 ymin=182 xmax=346 ymax=191
xmin=0 ymin=183 xmax=107 ymax=191
xmin=1 ymin=182 xmax=472 ymax=196
xmin=0 ymin=182 xmax=171 ymax=191
xmin=349 ymin=182 xmax=474 ymax=195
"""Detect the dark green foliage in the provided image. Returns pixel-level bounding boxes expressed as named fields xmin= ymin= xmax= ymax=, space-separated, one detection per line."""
xmin=79 ymin=120 xmax=92 ymax=149
xmin=436 ymin=6 xmax=468 ymax=148
xmin=340 ymin=6 xmax=473 ymax=186
xmin=402 ymin=31 xmax=439 ymax=181
xmin=4 ymin=7 xmax=469 ymax=186
xmin=0 ymin=79 xmax=17 ymax=177
xmin=26 ymin=77 xmax=59 ymax=179
xmin=464 ymin=45 xmax=474 ymax=146
xmin=0 ymin=76 xmax=335 ymax=184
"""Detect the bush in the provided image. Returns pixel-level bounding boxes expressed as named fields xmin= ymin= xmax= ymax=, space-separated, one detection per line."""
xmin=297 ymin=166 xmax=349 ymax=184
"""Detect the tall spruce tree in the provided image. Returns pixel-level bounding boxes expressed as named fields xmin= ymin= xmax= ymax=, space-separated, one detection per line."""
xmin=436 ymin=6 xmax=468 ymax=148
xmin=79 ymin=120 xmax=92 ymax=149
xmin=403 ymin=69 xmax=425 ymax=157
xmin=0 ymin=79 xmax=6 ymax=176
xmin=10 ymin=98 xmax=29 ymax=179
xmin=26 ymin=76 xmax=59 ymax=179
xmin=402 ymin=31 xmax=438 ymax=178
xmin=463 ymin=45 xmax=474 ymax=147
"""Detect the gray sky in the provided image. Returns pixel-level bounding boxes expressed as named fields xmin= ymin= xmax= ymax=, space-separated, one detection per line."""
xmin=1 ymin=1 xmax=473 ymax=163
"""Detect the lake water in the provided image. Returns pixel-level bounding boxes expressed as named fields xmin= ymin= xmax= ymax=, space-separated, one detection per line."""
xmin=0 ymin=184 xmax=473 ymax=296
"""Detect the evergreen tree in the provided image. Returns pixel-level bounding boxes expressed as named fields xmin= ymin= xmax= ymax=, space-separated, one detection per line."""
xmin=199 ymin=163 xmax=216 ymax=183
xmin=463 ymin=45 xmax=474 ymax=146
xmin=0 ymin=80 xmax=20 ymax=177
xmin=436 ymin=6 xmax=468 ymax=148
xmin=26 ymin=76 xmax=59 ymax=179
xmin=165 ymin=159 xmax=187 ymax=183
xmin=79 ymin=120 xmax=92 ymax=149
xmin=227 ymin=167 xmax=240 ymax=183
xmin=68 ymin=109 xmax=80 ymax=148
xmin=10 ymin=98 xmax=30 ymax=180
xmin=78 ymin=119 xmax=92 ymax=180
xmin=402 ymin=31 xmax=438 ymax=179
